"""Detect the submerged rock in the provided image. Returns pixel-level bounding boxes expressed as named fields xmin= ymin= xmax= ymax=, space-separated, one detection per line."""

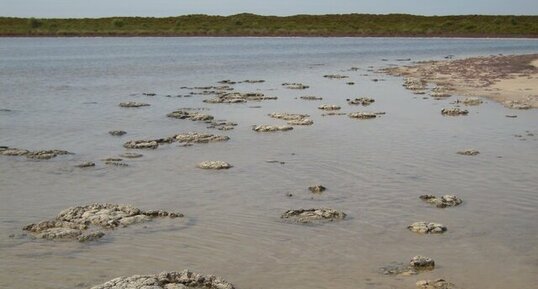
xmin=109 ymin=130 xmax=127 ymax=136
xmin=1 ymin=147 xmax=72 ymax=160
xmin=76 ymin=162 xmax=95 ymax=168
xmin=281 ymin=208 xmax=346 ymax=224
xmin=287 ymin=118 xmax=314 ymax=125
xmin=204 ymin=92 xmax=276 ymax=104
xmin=408 ymin=222 xmax=447 ymax=234
xmin=318 ymin=104 xmax=341 ymax=111
xmin=323 ymin=74 xmax=349 ymax=79
xmin=347 ymin=97 xmax=375 ymax=106
xmin=431 ymin=91 xmax=452 ymax=98
xmin=197 ymin=161 xmax=232 ymax=170
xmin=207 ymin=121 xmax=238 ymax=131
xmin=175 ymin=132 xmax=230 ymax=144
xmin=252 ymin=125 xmax=293 ymax=132
xmin=416 ymin=279 xmax=456 ymax=289
xmin=105 ymin=160 xmax=129 ymax=167
xmin=119 ymin=101 xmax=150 ymax=108
xmin=120 ymin=152 xmax=143 ymax=159
xmin=124 ymin=132 xmax=229 ymax=149
xmin=282 ymin=82 xmax=309 ymax=90
xmin=321 ymin=112 xmax=346 ymax=116
xmin=23 ymin=204 xmax=182 ymax=242
xmin=348 ymin=112 xmax=377 ymax=119
xmin=441 ymin=108 xmax=468 ymax=116
xmin=456 ymin=97 xmax=483 ymax=106
xmin=123 ymin=140 xmax=159 ymax=149
xmin=308 ymin=185 xmax=326 ymax=193
xmin=420 ymin=195 xmax=463 ymax=208
xmin=300 ymin=96 xmax=323 ymax=100
xmin=457 ymin=149 xmax=480 ymax=156
xmin=269 ymin=112 xmax=310 ymax=121
xmin=89 ymin=270 xmax=234 ymax=289
xmin=380 ymin=256 xmax=435 ymax=276
xmin=242 ymin=79 xmax=265 ymax=83
xmin=504 ymin=101 xmax=531 ymax=110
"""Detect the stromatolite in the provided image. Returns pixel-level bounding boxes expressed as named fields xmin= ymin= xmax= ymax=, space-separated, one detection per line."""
xmin=23 ymin=204 xmax=183 ymax=242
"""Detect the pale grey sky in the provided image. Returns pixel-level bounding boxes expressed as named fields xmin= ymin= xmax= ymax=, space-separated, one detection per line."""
xmin=1 ymin=0 xmax=537 ymax=18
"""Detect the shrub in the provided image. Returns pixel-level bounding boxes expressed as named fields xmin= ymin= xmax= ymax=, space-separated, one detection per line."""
xmin=112 ymin=18 xmax=124 ymax=28
xmin=28 ymin=18 xmax=42 ymax=29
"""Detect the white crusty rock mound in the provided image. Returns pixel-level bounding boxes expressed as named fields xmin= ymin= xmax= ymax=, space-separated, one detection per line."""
xmin=281 ymin=208 xmax=346 ymax=224
xmin=318 ymin=104 xmax=341 ymax=111
xmin=348 ymin=112 xmax=377 ymax=119
xmin=119 ymin=101 xmax=150 ymax=108
xmin=197 ymin=161 xmax=232 ymax=170
xmin=252 ymin=125 xmax=293 ymax=132
xmin=23 ymin=204 xmax=183 ymax=242
xmin=89 ymin=270 xmax=234 ymax=289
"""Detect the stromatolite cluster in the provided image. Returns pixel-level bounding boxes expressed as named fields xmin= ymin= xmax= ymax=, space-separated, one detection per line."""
xmin=89 ymin=270 xmax=234 ymax=289
xmin=23 ymin=204 xmax=183 ymax=242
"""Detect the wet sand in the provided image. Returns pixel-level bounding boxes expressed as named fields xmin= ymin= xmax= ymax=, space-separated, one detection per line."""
xmin=382 ymin=53 xmax=538 ymax=109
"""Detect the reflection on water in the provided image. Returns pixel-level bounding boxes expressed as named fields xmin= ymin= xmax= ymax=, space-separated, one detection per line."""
xmin=0 ymin=37 xmax=537 ymax=289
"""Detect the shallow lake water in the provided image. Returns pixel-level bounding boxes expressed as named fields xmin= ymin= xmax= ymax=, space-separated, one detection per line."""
xmin=0 ymin=37 xmax=537 ymax=289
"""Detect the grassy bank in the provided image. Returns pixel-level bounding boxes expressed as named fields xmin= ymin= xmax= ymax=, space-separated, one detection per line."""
xmin=1 ymin=13 xmax=537 ymax=37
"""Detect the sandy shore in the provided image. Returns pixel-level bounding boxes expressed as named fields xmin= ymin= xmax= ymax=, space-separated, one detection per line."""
xmin=383 ymin=53 xmax=538 ymax=109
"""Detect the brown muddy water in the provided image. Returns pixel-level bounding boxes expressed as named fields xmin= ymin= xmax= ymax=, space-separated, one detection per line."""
xmin=0 ymin=38 xmax=537 ymax=289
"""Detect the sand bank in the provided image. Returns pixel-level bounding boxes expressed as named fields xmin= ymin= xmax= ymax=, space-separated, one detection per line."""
xmin=383 ymin=53 xmax=538 ymax=109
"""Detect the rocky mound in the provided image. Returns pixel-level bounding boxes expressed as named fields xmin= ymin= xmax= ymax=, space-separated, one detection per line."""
xmin=347 ymin=97 xmax=375 ymax=106
xmin=318 ymin=104 xmax=341 ymax=111
xmin=119 ymin=101 xmax=150 ymax=108
xmin=416 ymin=279 xmax=456 ymax=289
xmin=197 ymin=161 xmax=232 ymax=170
xmin=348 ymin=112 xmax=377 ymax=119
xmin=204 ymin=92 xmax=277 ymax=104
xmin=1 ymin=147 xmax=72 ymax=160
xmin=269 ymin=113 xmax=313 ymax=125
xmin=408 ymin=222 xmax=447 ymax=234
xmin=23 ymin=204 xmax=183 ymax=242
xmin=167 ymin=110 xmax=214 ymax=122
xmin=457 ymin=149 xmax=480 ymax=156
xmin=380 ymin=256 xmax=435 ymax=276
xmin=441 ymin=108 xmax=468 ymax=116
xmin=419 ymin=195 xmax=463 ymax=208
xmin=89 ymin=270 xmax=234 ymax=289
xmin=281 ymin=208 xmax=346 ymax=224
xmin=282 ymin=82 xmax=309 ymax=90
xmin=252 ymin=125 xmax=293 ymax=132
xmin=124 ymin=132 xmax=229 ymax=150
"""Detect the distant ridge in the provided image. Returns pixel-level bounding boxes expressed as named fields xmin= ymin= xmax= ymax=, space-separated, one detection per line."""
xmin=1 ymin=13 xmax=537 ymax=37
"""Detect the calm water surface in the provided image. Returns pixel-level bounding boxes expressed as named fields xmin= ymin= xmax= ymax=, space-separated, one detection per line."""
xmin=0 ymin=37 xmax=537 ymax=289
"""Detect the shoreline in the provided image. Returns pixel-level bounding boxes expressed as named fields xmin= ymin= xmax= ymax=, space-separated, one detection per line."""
xmin=1 ymin=33 xmax=538 ymax=38
xmin=382 ymin=53 xmax=538 ymax=109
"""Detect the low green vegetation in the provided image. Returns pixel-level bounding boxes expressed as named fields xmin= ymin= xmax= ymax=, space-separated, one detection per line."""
xmin=1 ymin=13 xmax=537 ymax=37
